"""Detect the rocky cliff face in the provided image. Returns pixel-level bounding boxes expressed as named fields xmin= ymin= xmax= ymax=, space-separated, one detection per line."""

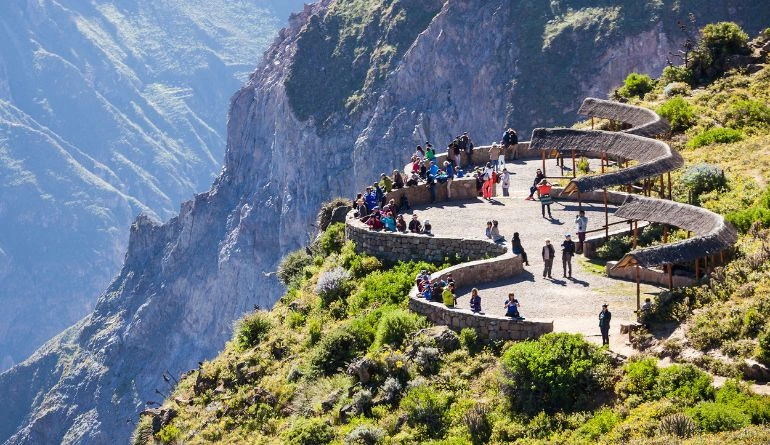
xmin=0 ymin=0 xmax=305 ymax=370
xmin=2 ymin=1 xmax=769 ymax=444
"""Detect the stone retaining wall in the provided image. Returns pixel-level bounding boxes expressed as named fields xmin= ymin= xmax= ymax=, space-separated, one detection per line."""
xmin=407 ymin=253 xmax=553 ymax=341
xmin=345 ymin=213 xmax=507 ymax=263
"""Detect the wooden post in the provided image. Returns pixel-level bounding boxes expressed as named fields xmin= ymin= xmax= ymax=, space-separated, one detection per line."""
xmin=695 ymin=258 xmax=700 ymax=280
xmin=659 ymin=174 xmax=665 ymax=198
xmin=636 ymin=265 xmax=641 ymax=319
xmin=603 ymin=188 xmax=609 ymax=239
xmin=572 ymin=148 xmax=577 ymax=178
xmin=663 ymin=225 xmax=668 ymax=243
xmin=633 ymin=221 xmax=638 ymax=249
xmin=591 ymin=117 xmax=594 ymax=130
xmin=667 ymin=172 xmax=672 ymax=200
xmin=542 ymin=149 xmax=546 ymax=177
xmin=601 ymin=152 xmax=606 ymax=174
xmin=720 ymin=251 xmax=724 ymax=264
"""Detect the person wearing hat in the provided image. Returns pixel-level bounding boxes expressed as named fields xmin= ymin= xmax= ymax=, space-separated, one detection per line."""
xmin=423 ymin=219 xmax=432 ymax=235
xmin=599 ymin=304 xmax=612 ymax=346
xmin=537 ymin=179 xmax=554 ymax=218
xmin=561 ymin=234 xmax=576 ymax=278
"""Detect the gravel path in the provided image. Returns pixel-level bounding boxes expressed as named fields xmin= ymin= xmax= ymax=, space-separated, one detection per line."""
xmin=405 ymin=159 xmax=666 ymax=352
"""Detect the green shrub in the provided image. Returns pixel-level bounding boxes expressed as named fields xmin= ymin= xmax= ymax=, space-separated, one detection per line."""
xmin=570 ymin=409 xmax=620 ymax=442
xmin=687 ymin=127 xmax=744 ymax=148
xmin=681 ymin=163 xmax=727 ymax=204
xmin=309 ymin=326 xmax=365 ymax=375
xmin=348 ymin=261 xmax=434 ymax=313
xmin=347 ymin=255 xmax=383 ymax=279
xmin=726 ymin=187 xmax=770 ymax=232
xmin=155 ymin=423 xmax=181 ymax=443
xmin=616 ymin=357 xmax=659 ymax=400
xmin=653 ymin=364 xmax=714 ymax=404
xmin=577 ymin=156 xmax=590 ymax=174
xmin=401 ymin=385 xmax=450 ymax=437
xmin=500 ymin=333 xmax=612 ymax=415
xmin=663 ymin=81 xmax=691 ymax=97
xmin=372 ymin=308 xmax=425 ymax=350
xmin=716 ymin=379 xmax=770 ymax=424
xmin=756 ymin=326 xmax=770 ymax=365
xmin=700 ymin=22 xmax=749 ymax=57
xmin=315 ymin=223 xmax=346 ymax=256
xmin=617 ymin=72 xmax=655 ymax=99
xmin=132 ymin=416 xmax=154 ymax=445
xmin=725 ymin=99 xmax=770 ymax=130
xmin=278 ymin=249 xmax=313 ymax=287
xmin=234 ymin=311 xmax=272 ymax=351
xmin=657 ymin=97 xmax=695 ymax=132
xmin=596 ymin=235 xmax=632 ymax=261
xmin=687 ymin=401 xmax=750 ymax=433
xmin=286 ymin=417 xmax=335 ymax=445
xmin=660 ymin=65 xmax=694 ymax=85
xmin=307 ymin=317 xmax=322 ymax=346
xmin=459 ymin=328 xmax=480 ymax=353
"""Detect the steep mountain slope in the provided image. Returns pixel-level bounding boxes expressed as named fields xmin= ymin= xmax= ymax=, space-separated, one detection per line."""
xmin=2 ymin=1 xmax=769 ymax=444
xmin=0 ymin=0 xmax=305 ymax=369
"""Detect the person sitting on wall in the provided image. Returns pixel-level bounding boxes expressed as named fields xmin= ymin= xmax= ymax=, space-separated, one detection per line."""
xmin=432 ymin=281 xmax=445 ymax=303
xmin=364 ymin=186 xmax=378 ymax=210
xmin=366 ymin=211 xmax=384 ymax=231
xmin=423 ymin=219 xmax=432 ymax=235
xmin=525 ymin=169 xmax=545 ymax=200
xmin=422 ymin=283 xmax=433 ymax=301
xmin=470 ymin=288 xmax=482 ymax=313
xmin=411 ymin=155 xmax=421 ymax=174
xmin=426 ymin=143 xmax=436 ymax=163
xmin=392 ymin=169 xmax=404 ymax=189
xmin=355 ymin=199 xmax=369 ymax=221
xmin=408 ymin=214 xmax=422 ymax=233
xmin=395 ymin=214 xmax=407 ymax=233
xmin=511 ymin=232 xmax=529 ymax=266
xmin=490 ymin=220 xmax=504 ymax=243
xmin=414 ymin=145 xmax=425 ymax=161
xmin=485 ymin=221 xmax=493 ymax=239
xmin=504 ymin=292 xmax=522 ymax=319
xmin=381 ymin=211 xmax=396 ymax=232
xmin=379 ymin=173 xmax=393 ymax=193
xmin=442 ymin=282 xmax=456 ymax=307
xmin=406 ymin=172 xmax=419 ymax=187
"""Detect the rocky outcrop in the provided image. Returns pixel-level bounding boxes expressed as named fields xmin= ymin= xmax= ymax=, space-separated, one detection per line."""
xmin=0 ymin=0 xmax=306 ymax=370
xmin=3 ymin=1 xmax=770 ymax=444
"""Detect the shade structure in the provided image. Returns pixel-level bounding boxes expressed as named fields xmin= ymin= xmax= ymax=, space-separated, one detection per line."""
xmin=613 ymin=195 xmax=737 ymax=268
xmin=578 ymin=97 xmax=671 ymax=137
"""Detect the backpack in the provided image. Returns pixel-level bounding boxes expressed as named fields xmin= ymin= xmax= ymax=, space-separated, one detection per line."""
xmin=495 ymin=173 xmax=501 ymax=183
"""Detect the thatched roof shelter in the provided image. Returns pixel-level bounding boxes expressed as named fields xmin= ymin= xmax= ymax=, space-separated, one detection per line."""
xmin=529 ymin=128 xmax=683 ymax=193
xmin=578 ymin=97 xmax=671 ymax=137
xmin=613 ymin=195 xmax=738 ymax=268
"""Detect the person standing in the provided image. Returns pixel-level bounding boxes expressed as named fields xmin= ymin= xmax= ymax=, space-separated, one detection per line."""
xmin=542 ymin=239 xmax=555 ymax=279
xmin=501 ymin=168 xmax=511 ymax=197
xmin=444 ymin=161 xmax=455 ymax=199
xmin=537 ymin=179 xmax=554 ymax=219
xmin=488 ymin=143 xmax=501 ymax=171
xmin=561 ymin=234 xmax=576 ymax=278
xmin=575 ymin=210 xmax=588 ymax=253
xmin=481 ymin=162 xmax=494 ymax=200
xmin=503 ymin=128 xmax=519 ymax=159
xmin=599 ymin=304 xmax=612 ymax=346
xmin=461 ymin=132 xmax=473 ymax=167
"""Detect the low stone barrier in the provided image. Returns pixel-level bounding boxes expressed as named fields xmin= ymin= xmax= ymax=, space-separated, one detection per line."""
xmin=345 ymin=212 xmax=507 ymax=263
xmin=407 ymin=253 xmax=553 ymax=341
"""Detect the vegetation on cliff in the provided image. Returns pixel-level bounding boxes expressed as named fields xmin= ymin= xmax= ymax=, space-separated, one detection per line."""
xmin=138 ymin=21 xmax=770 ymax=445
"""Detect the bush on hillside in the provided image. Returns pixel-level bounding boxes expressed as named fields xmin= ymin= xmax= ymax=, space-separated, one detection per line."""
xmin=615 ymin=357 xmax=659 ymax=400
xmin=344 ymin=425 xmax=384 ymax=445
xmin=663 ymin=81 xmax=692 ymax=97
xmin=660 ymin=65 xmax=694 ymax=85
xmin=653 ymin=364 xmax=714 ymax=404
xmin=314 ymin=223 xmax=346 ymax=256
xmin=372 ymin=308 xmax=426 ymax=350
xmin=681 ymin=163 xmax=727 ymax=204
xmin=724 ymin=99 xmax=770 ymax=131
xmin=658 ymin=413 xmax=698 ymax=438
xmin=689 ymin=22 xmax=750 ymax=83
xmin=233 ymin=311 xmax=272 ymax=351
xmin=347 ymin=261 xmax=434 ymax=312
xmin=687 ymin=402 xmax=750 ymax=433
xmin=726 ymin=187 xmax=770 ymax=232
xmin=716 ymin=380 xmax=770 ymax=424
xmin=315 ymin=267 xmax=352 ymax=307
xmin=286 ymin=418 xmax=335 ymax=445
xmin=617 ymin=72 xmax=655 ymax=99
xmin=401 ymin=384 xmax=450 ymax=438
xmin=500 ymin=333 xmax=612 ymax=415
xmin=657 ymin=97 xmax=695 ymax=132
xmin=687 ymin=127 xmax=744 ymax=148
xmin=309 ymin=326 xmax=366 ymax=375
xmin=278 ymin=249 xmax=313 ymax=286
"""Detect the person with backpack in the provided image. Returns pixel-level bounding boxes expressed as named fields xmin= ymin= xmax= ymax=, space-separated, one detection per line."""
xmin=488 ymin=143 xmax=501 ymax=172
xmin=526 ymin=169 xmax=546 ymax=200
xmin=481 ymin=162 xmax=494 ymax=200
xmin=461 ymin=132 xmax=473 ymax=167
xmin=561 ymin=234 xmax=576 ymax=278
xmin=443 ymin=161 xmax=455 ymax=199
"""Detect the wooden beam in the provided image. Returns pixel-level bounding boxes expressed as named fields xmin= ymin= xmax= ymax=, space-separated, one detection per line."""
xmin=633 ymin=221 xmax=638 ymax=249
xmin=571 ymin=148 xmax=576 ymax=178
xmin=636 ymin=265 xmax=641 ymax=320
xmin=603 ymin=188 xmax=609 ymax=239
xmin=667 ymin=172 xmax=672 ymax=200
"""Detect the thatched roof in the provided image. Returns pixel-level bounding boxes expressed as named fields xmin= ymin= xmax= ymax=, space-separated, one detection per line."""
xmin=529 ymin=128 xmax=683 ymax=193
xmin=613 ymin=195 xmax=738 ymax=268
xmin=578 ymin=97 xmax=671 ymax=137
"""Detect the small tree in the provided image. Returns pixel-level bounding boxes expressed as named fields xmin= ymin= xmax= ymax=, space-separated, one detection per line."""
xmin=616 ymin=73 xmax=656 ymax=99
